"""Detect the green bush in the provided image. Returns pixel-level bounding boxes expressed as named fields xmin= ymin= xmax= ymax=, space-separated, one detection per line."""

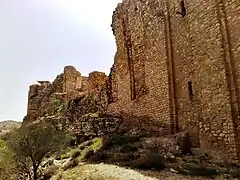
xmin=78 ymin=140 xmax=92 ymax=150
xmin=0 ymin=139 xmax=15 ymax=179
xmin=8 ymin=124 xmax=67 ymax=180
xmin=90 ymin=138 xmax=102 ymax=151
xmin=0 ymin=139 xmax=14 ymax=173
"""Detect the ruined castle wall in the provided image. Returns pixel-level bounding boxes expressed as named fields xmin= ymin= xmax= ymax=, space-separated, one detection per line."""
xmin=52 ymin=73 xmax=64 ymax=93
xmin=106 ymin=64 xmax=118 ymax=103
xmin=63 ymin=66 xmax=82 ymax=92
xmin=25 ymin=66 xmax=108 ymax=123
xmin=108 ymin=0 xmax=172 ymax=134
xmin=81 ymin=76 xmax=89 ymax=92
xmin=88 ymin=72 xmax=108 ymax=93
xmin=26 ymin=82 xmax=54 ymax=123
xmin=109 ymin=0 xmax=240 ymax=160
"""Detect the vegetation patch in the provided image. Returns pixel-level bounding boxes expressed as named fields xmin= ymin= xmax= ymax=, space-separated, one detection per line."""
xmin=6 ymin=123 xmax=68 ymax=180
xmin=90 ymin=138 xmax=103 ymax=151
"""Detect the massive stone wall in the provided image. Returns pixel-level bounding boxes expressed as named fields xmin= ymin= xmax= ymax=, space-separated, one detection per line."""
xmin=108 ymin=0 xmax=240 ymax=162
xmin=108 ymin=0 xmax=171 ymax=129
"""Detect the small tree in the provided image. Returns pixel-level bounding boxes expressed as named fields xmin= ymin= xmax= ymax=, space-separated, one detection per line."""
xmin=0 ymin=139 xmax=14 ymax=177
xmin=9 ymin=123 xmax=66 ymax=180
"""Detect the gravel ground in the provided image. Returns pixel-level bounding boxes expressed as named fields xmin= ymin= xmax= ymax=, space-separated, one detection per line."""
xmin=79 ymin=164 xmax=157 ymax=180
xmin=52 ymin=163 xmax=219 ymax=180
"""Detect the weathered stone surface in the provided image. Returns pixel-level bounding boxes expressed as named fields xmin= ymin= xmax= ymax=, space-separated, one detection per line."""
xmin=26 ymin=82 xmax=54 ymax=123
xmin=88 ymin=71 xmax=108 ymax=93
xmin=106 ymin=64 xmax=118 ymax=104
xmin=52 ymin=73 xmax=64 ymax=93
xmin=63 ymin=66 xmax=82 ymax=92
xmin=107 ymin=0 xmax=240 ymax=162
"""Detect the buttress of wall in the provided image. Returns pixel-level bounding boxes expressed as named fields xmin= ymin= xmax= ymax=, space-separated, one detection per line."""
xmin=108 ymin=0 xmax=171 ymax=133
xmin=224 ymin=0 xmax=240 ymax=160
xmin=168 ymin=0 xmax=238 ymax=160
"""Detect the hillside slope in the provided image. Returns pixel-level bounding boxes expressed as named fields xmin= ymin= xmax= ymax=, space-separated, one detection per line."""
xmin=0 ymin=120 xmax=21 ymax=136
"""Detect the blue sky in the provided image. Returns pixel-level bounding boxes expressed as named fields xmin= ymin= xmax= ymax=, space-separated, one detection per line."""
xmin=0 ymin=0 xmax=121 ymax=121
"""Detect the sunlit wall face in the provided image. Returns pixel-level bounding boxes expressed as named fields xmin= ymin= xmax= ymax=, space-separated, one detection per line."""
xmin=0 ymin=0 xmax=121 ymax=121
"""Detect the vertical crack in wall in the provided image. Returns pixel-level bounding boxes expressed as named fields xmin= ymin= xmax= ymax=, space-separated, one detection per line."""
xmin=165 ymin=0 xmax=179 ymax=134
xmin=121 ymin=1 xmax=136 ymax=100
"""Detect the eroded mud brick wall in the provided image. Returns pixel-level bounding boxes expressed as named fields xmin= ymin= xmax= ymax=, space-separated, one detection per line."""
xmin=108 ymin=0 xmax=240 ymax=161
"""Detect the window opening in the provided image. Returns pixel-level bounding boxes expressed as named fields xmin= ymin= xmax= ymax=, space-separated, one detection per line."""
xmin=188 ymin=81 xmax=193 ymax=101
xmin=177 ymin=0 xmax=186 ymax=17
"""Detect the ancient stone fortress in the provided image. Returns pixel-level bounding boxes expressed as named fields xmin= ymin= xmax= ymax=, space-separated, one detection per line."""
xmin=108 ymin=0 xmax=240 ymax=162
xmin=25 ymin=0 xmax=240 ymax=162
xmin=25 ymin=66 xmax=107 ymax=123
